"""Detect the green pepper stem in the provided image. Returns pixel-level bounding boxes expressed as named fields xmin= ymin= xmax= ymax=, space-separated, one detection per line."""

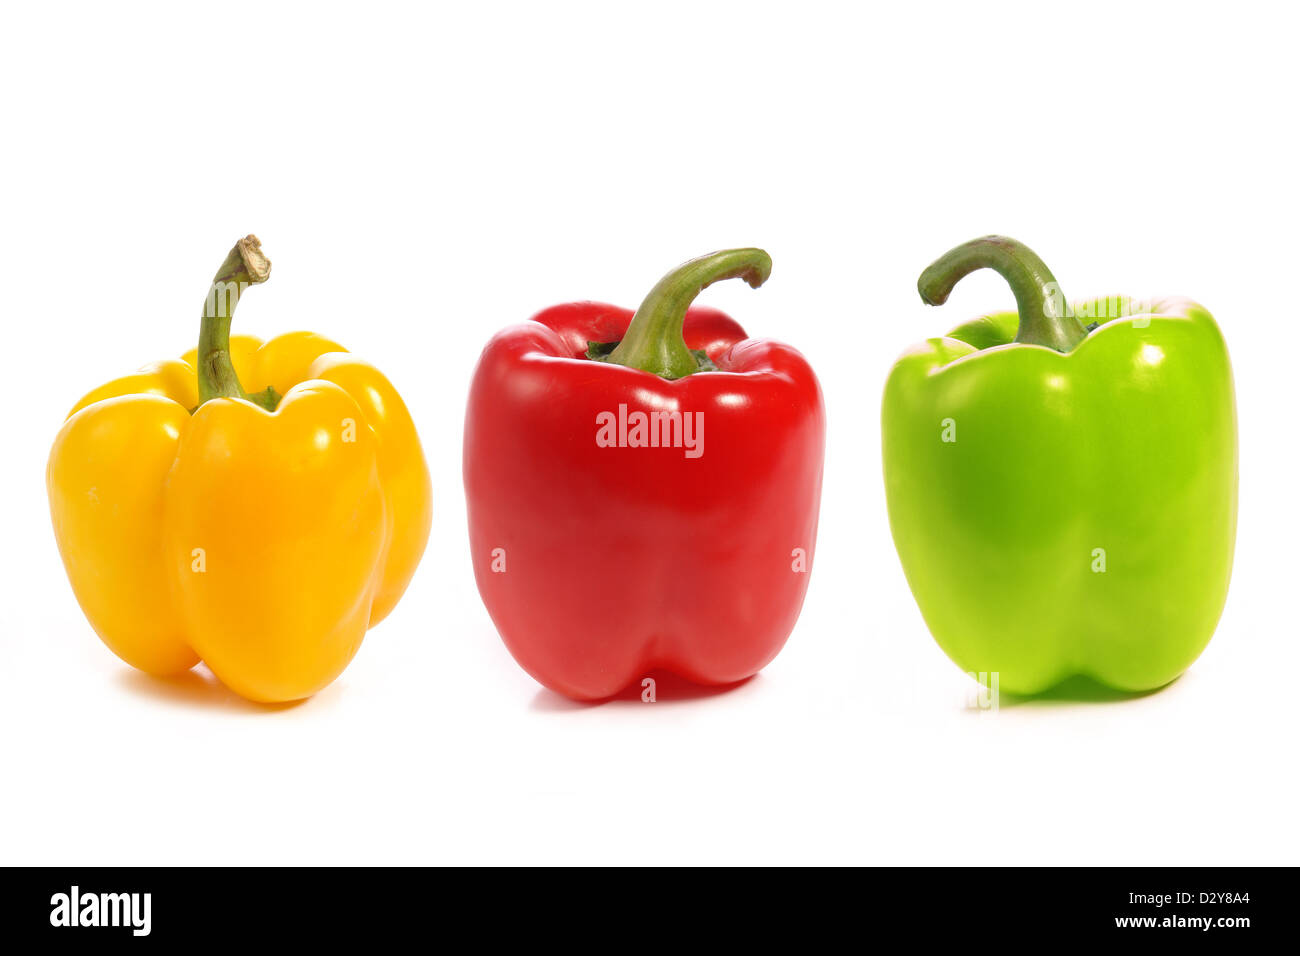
xmin=196 ymin=235 xmax=278 ymax=409
xmin=605 ymin=249 xmax=772 ymax=379
xmin=917 ymin=236 xmax=1088 ymax=353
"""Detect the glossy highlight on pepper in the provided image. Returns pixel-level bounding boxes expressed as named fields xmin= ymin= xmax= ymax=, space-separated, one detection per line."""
xmin=47 ymin=236 xmax=432 ymax=703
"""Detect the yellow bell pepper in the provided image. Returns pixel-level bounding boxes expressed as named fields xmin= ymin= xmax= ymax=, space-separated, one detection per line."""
xmin=47 ymin=236 xmax=432 ymax=702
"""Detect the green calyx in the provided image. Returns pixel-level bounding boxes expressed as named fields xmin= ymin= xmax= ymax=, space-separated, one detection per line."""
xmin=585 ymin=338 xmax=718 ymax=373
xmin=195 ymin=235 xmax=280 ymax=411
xmin=917 ymin=236 xmax=1090 ymax=353
xmin=596 ymin=248 xmax=772 ymax=380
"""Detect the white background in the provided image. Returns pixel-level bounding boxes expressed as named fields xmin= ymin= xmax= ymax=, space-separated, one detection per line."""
xmin=2 ymin=1 xmax=1296 ymax=865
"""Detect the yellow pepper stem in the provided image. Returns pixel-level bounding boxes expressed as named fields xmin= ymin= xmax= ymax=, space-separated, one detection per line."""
xmin=196 ymin=235 xmax=279 ymax=410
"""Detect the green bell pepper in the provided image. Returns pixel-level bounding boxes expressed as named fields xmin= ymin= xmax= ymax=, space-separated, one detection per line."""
xmin=882 ymin=236 xmax=1237 ymax=695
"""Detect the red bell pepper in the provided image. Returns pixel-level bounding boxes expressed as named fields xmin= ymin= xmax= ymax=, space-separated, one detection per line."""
xmin=463 ymin=249 xmax=825 ymax=700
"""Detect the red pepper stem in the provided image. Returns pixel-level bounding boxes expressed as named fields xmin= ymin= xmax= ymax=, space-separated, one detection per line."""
xmin=606 ymin=248 xmax=773 ymax=379
xmin=917 ymin=236 xmax=1088 ymax=353
xmin=196 ymin=235 xmax=278 ymax=410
